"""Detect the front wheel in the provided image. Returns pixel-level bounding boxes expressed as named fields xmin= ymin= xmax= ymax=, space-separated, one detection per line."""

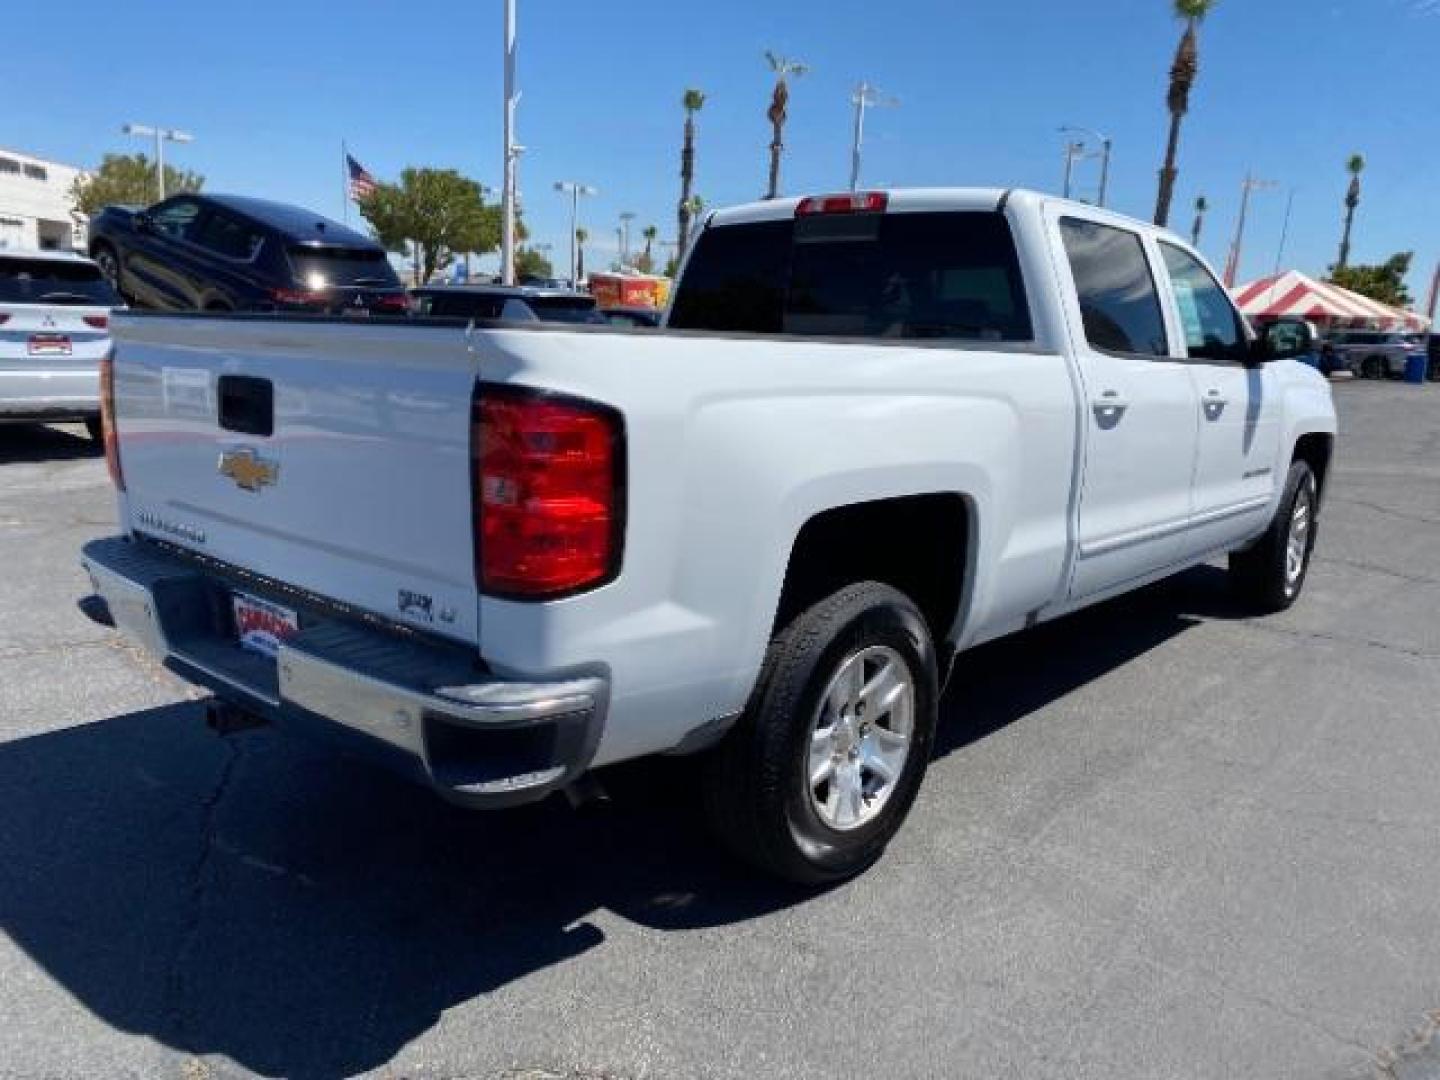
xmin=1229 ymin=461 xmax=1318 ymax=613
xmin=1361 ymin=355 xmax=1385 ymax=380
xmin=702 ymin=582 xmax=938 ymax=885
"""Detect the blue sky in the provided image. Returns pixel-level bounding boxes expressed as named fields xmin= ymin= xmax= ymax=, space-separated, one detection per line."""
xmin=9 ymin=0 xmax=1439 ymax=295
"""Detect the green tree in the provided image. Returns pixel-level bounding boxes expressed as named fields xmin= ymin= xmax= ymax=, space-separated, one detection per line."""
xmin=663 ymin=256 xmax=679 ymax=278
xmin=515 ymin=247 xmax=553 ymax=280
xmin=1154 ymin=0 xmax=1216 ymax=227
xmin=1335 ymin=153 xmax=1365 ymax=271
xmin=1190 ymin=195 xmax=1208 ymax=246
xmin=677 ymin=88 xmax=706 ymax=262
xmin=1329 ymin=252 xmax=1413 ymax=308
xmin=763 ymin=51 xmax=808 ymax=199
xmin=357 ymin=167 xmax=498 ymax=283
xmin=71 ymin=153 xmax=204 ymax=215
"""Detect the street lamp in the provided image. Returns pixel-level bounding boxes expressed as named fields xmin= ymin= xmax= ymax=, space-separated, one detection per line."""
xmin=121 ymin=123 xmax=193 ymax=202
xmin=1058 ymin=125 xmax=1112 ymax=207
xmin=618 ymin=211 xmax=636 ymax=263
xmin=1223 ymin=172 xmax=1277 ymax=287
xmin=849 ymin=82 xmax=899 ymax=192
xmin=500 ymin=0 xmax=521 ymax=285
xmin=554 ymin=180 xmax=597 ymax=286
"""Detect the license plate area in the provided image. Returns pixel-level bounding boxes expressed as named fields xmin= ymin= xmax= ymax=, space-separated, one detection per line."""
xmin=28 ymin=333 xmax=72 ymax=356
xmin=232 ymin=590 xmax=299 ymax=658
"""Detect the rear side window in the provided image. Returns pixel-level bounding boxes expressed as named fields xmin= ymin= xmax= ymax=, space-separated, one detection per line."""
xmin=0 ymin=258 xmax=120 ymax=305
xmin=670 ymin=211 xmax=1032 ymax=341
xmin=1059 ymin=218 xmax=1167 ymax=356
xmin=287 ymin=246 xmax=400 ymax=287
xmin=194 ymin=212 xmax=263 ymax=261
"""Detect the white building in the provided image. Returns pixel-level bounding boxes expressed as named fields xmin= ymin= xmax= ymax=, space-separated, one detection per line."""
xmin=0 ymin=148 xmax=87 ymax=252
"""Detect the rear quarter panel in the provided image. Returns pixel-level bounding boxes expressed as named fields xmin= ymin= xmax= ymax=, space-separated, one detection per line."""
xmin=473 ymin=326 xmax=1079 ymax=765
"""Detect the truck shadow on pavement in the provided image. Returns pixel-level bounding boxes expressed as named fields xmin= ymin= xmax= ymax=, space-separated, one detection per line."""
xmin=0 ymin=423 xmax=101 ymax=464
xmin=0 ymin=565 xmax=1242 ymax=1079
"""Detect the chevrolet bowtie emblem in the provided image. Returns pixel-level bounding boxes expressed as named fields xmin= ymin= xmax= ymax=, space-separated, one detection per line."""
xmin=218 ymin=447 xmax=279 ymax=492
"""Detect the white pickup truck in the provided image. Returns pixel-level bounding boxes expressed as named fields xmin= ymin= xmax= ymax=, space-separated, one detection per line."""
xmin=81 ymin=188 xmax=1336 ymax=883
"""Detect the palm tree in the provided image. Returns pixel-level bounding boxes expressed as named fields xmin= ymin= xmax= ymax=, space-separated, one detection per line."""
xmin=683 ymin=196 xmax=705 ymax=246
xmin=677 ymin=88 xmax=706 ymax=263
xmin=763 ymin=51 xmax=808 ymax=199
xmin=642 ymin=225 xmax=658 ymax=262
xmin=1190 ymin=195 xmax=1209 ymax=246
xmin=1336 ymin=153 xmax=1365 ymax=271
xmin=1154 ymin=0 xmax=1216 ymax=227
xmin=575 ymin=227 xmax=588 ymax=282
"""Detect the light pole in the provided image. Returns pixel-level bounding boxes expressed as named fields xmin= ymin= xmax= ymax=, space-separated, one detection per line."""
xmin=849 ymin=82 xmax=899 ymax=191
xmin=500 ymin=0 xmax=521 ymax=285
xmin=1224 ymin=172 xmax=1277 ymax=287
xmin=619 ymin=212 xmax=636 ymax=263
xmin=1061 ymin=141 xmax=1086 ymax=200
xmin=1059 ymin=125 xmax=1111 ymax=207
xmin=121 ymin=123 xmax=193 ymax=203
xmin=554 ymin=180 xmax=597 ymax=286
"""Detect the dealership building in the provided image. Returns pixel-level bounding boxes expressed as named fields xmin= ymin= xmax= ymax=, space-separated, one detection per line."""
xmin=0 ymin=147 xmax=87 ymax=252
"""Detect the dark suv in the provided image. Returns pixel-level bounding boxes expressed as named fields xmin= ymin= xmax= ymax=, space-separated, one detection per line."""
xmin=88 ymin=194 xmax=408 ymax=316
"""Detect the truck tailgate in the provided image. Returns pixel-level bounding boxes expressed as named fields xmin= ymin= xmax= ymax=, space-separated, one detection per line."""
xmin=111 ymin=315 xmax=481 ymax=644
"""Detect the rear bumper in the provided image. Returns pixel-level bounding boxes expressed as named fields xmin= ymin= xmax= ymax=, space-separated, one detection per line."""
xmin=0 ymin=368 xmax=100 ymax=416
xmin=80 ymin=536 xmax=607 ymax=807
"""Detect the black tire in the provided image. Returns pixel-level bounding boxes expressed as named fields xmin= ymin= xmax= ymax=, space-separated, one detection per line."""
xmin=83 ymin=417 xmax=103 ymax=443
xmin=701 ymin=581 xmax=938 ymax=885
xmin=1361 ymin=355 xmax=1384 ymax=380
xmin=1228 ymin=461 xmax=1318 ymax=613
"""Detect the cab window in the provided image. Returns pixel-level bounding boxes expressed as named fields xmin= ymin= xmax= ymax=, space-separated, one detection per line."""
xmin=1159 ymin=242 xmax=1248 ymax=364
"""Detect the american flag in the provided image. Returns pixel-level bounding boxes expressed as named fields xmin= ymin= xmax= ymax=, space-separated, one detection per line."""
xmin=347 ymin=154 xmax=377 ymax=200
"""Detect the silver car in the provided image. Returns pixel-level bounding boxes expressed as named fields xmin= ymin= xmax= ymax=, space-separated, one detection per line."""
xmin=1329 ymin=329 xmax=1426 ymax=380
xmin=0 ymin=250 xmax=120 ymax=439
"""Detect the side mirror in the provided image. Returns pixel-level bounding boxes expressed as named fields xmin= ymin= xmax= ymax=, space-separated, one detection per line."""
xmin=1256 ymin=321 xmax=1314 ymax=363
xmin=134 ymin=212 xmax=155 ymax=234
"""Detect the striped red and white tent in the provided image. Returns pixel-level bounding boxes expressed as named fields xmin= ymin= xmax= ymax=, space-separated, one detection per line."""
xmin=1232 ymin=270 xmax=1430 ymax=332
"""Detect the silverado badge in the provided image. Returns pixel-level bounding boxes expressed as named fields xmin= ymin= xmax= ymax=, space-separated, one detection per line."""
xmin=218 ymin=447 xmax=280 ymax=492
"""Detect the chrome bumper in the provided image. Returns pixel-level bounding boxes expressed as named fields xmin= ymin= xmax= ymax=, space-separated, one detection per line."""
xmin=80 ymin=536 xmax=606 ymax=807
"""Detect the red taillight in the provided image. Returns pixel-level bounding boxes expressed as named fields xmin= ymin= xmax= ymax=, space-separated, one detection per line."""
xmin=474 ymin=386 xmax=623 ymax=598
xmin=795 ymin=191 xmax=889 ymax=216
xmin=99 ymin=351 xmax=124 ymax=491
xmin=271 ymin=287 xmax=328 ymax=307
xmin=84 ymin=314 xmax=109 ymax=330
xmin=373 ymin=293 xmax=412 ymax=313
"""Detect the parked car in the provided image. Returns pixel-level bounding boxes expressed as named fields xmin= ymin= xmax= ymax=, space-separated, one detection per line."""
xmin=1427 ymin=333 xmax=1440 ymax=381
xmin=1328 ymin=329 xmax=1427 ymax=379
xmin=0 ymin=250 xmax=121 ymax=439
xmin=411 ymin=284 xmax=606 ymax=324
xmin=88 ymin=194 xmax=409 ymax=316
xmin=81 ymin=188 xmax=1336 ymax=884
xmin=600 ymin=306 xmax=662 ymax=328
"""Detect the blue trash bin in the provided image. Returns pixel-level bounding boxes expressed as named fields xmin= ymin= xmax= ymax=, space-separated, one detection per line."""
xmin=1405 ymin=352 xmax=1428 ymax=385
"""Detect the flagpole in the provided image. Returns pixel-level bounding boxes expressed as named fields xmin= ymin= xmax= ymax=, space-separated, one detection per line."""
xmin=341 ymin=139 xmax=350 ymax=225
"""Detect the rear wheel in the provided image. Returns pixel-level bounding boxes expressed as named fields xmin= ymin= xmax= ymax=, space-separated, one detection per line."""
xmin=91 ymin=244 xmax=122 ymax=296
xmin=1361 ymin=355 xmax=1385 ymax=379
xmin=702 ymin=581 xmax=938 ymax=885
xmin=1229 ymin=461 xmax=1318 ymax=613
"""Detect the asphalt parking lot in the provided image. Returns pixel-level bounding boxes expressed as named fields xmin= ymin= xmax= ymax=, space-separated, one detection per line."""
xmin=1 ymin=381 xmax=1438 ymax=1080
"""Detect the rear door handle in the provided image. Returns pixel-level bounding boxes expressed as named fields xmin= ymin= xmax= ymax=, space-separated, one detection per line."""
xmin=1092 ymin=390 xmax=1129 ymax=424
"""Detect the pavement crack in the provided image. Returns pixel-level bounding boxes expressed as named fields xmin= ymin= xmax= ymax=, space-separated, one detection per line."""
xmin=1373 ymin=1009 xmax=1440 ymax=1078
xmin=1236 ymin=619 xmax=1440 ymax=661
xmin=1313 ymin=555 xmax=1440 ymax=588
xmin=163 ymin=735 xmax=245 ymax=1039
xmin=1328 ymin=496 xmax=1440 ymax=530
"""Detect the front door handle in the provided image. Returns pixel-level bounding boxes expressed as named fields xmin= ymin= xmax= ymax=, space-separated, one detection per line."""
xmin=1202 ymin=388 xmax=1228 ymax=419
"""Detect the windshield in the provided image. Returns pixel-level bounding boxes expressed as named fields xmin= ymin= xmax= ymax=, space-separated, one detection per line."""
xmin=286 ymin=246 xmax=400 ymax=288
xmin=0 ymin=258 xmax=120 ymax=306
xmin=669 ymin=210 xmax=1032 ymax=341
